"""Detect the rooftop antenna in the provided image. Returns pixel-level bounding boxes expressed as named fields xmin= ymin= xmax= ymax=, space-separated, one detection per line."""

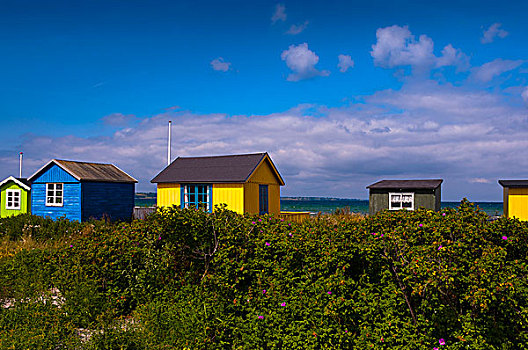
xmin=19 ymin=152 xmax=23 ymax=178
xmin=167 ymin=120 xmax=172 ymax=166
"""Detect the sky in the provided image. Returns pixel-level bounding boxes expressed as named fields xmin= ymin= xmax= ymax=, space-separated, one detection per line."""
xmin=1 ymin=0 xmax=528 ymax=201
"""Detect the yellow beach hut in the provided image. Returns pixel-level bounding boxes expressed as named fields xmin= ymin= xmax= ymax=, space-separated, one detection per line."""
xmin=151 ymin=153 xmax=285 ymax=215
xmin=499 ymin=180 xmax=528 ymax=220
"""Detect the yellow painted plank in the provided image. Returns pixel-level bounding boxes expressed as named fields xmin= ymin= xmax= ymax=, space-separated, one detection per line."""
xmin=157 ymin=183 xmax=180 ymax=208
xmin=244 ymin=182 xmax=259 ymax=215
xmin=247 ymin=158 xmax=282 ymax=185
xmin=268 ymin=184 xmax=281 ymax=215
xmin=508 ymin=192 xmax=528 ymax=221
xmin=212 ymin=184 xmax=244 ymax=213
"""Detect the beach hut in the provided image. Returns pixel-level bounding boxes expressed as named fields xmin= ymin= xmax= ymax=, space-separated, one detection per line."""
xmin=366 ymin=179 xmax=443 ymax=215
xmin=0 ymin=176 xmax=31 ymax=218
xmin=498 ymin=180 xmax=528 ymax=220
xmin=28 ymin=159 xmax=137 ymax=222
xmin=151 ymin=152 xmax=285 ymax=215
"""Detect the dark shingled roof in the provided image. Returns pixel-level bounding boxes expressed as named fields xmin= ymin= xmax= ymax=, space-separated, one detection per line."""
xmin=151 ymin=153 xmax=284 ymax=185
xmin=367 ymin=179 xmax=443 ymax=190
xmin=16 ymin=178 xmax=31 ymax=187
xmin=28 ymin=159 xmax=137 ymax=183
xmin=498 ymin=180 xmax=528 ymax=188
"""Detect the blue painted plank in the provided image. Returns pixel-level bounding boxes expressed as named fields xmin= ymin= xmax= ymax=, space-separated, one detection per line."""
xmin=32 ymin=164 xmax=78 ymax=183
xmin=31 ymin=183 xmax=82 ymax=221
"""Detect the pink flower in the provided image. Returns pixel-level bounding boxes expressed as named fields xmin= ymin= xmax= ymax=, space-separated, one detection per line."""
xmin=252 ymin=221 xmax=256 ymax=224
xmin=434 ymin=348 xmax=439 ymax=350
xmin=439 ymin=338 xmax=445 ymax=345
xmin=265 ymin=242 xmax=270 ymax=246
xmin=280 ymin=302 xmax=286 ymax=307
xmin=438 ymin=245 xmax=443 ymax=250
xmin=258 ymin=315 xmax=264 ymax=319
xmin=262 ymin=289 xmax=266 ymax=294
xmin=158 ymin=236 xmax=161 ymax=240
xmin=442 ymin=213 xmax=446 ymax=217
xmin=327 ymin=291 xmax=332 ymax=295
xmin=69 ymin=245 xmax=73 ymax=248
xmin=258 ymin=218 xmax=262 ymax=222
xmin=419 ymin=223 xmax=423 ymax=227
xmin=502 ymin=236 xmax=508 ymax=240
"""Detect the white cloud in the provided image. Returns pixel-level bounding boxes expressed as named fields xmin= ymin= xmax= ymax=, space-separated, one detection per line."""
xmin=522 ymin=87 xmax=528 ymax=104
xmin=6 ymin=80 xmax=528 ymax=201
xmin=210 ymin=57 xmax=231 ymax=72
xmin=286 ymin=21 xmax=309 ymax=35
xmin=271 ymin=4 xmax=286 ymax=24
xmin=101 ymin=113 xmax=138 ymax=126
xmin=337 ymin=54 xmax=354 ymax=73
xmin=471 ymin=59 xmax=525 ymax=83
xmin=371 ymin=25 xmax=469 ymax=71
xmin=481 ymin=23 xmax=509 ymax=44
xmin=281 ymin=43 xmax=330 ymax=81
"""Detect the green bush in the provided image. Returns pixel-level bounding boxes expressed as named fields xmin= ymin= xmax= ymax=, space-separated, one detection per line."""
xmin=1 ymin=202 xmax=528 ymax=348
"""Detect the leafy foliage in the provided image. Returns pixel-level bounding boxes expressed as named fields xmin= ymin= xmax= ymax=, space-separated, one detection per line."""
xmin=1 ymin=201 xmax=528 ymax=349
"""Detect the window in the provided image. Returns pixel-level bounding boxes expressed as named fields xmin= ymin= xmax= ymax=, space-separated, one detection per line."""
xmin=46 ymin=183 xmax=63 ymax=207
xmin=182 ymin=184 xmax=211 ymax=212
xmin=259 ymin=185 xmax=268 ymax=215
xmin=389 ymin=192 xmax=414 ymax=210
xmin=6 ymin=189 xmax=21 ymax=210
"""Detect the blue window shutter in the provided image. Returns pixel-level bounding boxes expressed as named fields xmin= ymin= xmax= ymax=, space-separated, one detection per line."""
xmin=180 ymin=184 xmax=184 ymax=209
xmin=209 ymin=185 xmax=213 ymax=213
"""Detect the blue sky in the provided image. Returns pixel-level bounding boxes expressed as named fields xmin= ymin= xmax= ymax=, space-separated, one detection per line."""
xmin=1 ymin=0 xmax=528 ymax=201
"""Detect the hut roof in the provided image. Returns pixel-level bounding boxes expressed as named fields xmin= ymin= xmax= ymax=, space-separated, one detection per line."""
xmin=0 ymin=176 xmax=31 ymax=191
xmin=151 ymin=152 xmax=284 ymax=185
xmin=28 ymin=159 xmax=137 ymax=183
xmin=367 ymin=179 xmax=443 ymax=190
xmin=498 ymin=180 xmax=528 ymax=188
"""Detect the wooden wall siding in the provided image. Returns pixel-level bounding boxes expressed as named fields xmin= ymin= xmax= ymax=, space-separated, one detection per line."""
xmin=503 ymin=188 xmax=509 ymax=217
xmin=506 ymin=188 xmax=528 ymax=220
xmin=81 ymin=182 xmax=135 ymax=221
xmin=212 ymin=183 xmax=244 ymax=213
xmin=32 ymin=164 xmax=78 ymax=183
xmin=0 ymin=182 xmax=30 ymax=217
xmin=31 ymin=183 xmax=81 ymax=221
xmin=244 ymin=182 xmax=259 ymax=215
xmin=247 ymin=159 xmax=282 ymax=185
xmin=268 ymin=184 xmax=280 ymax=215
xmin=157 ymin=183 xmax=180 ymax=207
xmin=369 ymin=189 xmax=439 ymax=215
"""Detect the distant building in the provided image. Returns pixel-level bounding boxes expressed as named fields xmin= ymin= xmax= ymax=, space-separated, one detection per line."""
xmin=28 ymin=159 xmax=137 ymax=221
xmin=366 ymin=179 xmax=443 ymax=215
xmin=151 ymin=153 xmax=285 ymax=215
xmin=498 ymin=180 xmax=528 ymax=221
xmin=0 ymin=176 xmax=31 ymax=218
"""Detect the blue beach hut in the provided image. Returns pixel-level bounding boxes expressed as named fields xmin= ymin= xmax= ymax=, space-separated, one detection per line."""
xmin=28 ymin=159 xmax=137 ymax=222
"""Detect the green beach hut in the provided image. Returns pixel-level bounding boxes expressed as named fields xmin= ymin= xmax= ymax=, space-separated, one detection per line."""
xmin=0 ymin=176 xmax=31 ymax=218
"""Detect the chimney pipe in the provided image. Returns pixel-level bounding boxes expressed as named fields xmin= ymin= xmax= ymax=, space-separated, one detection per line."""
xmin=19 ymin=152 xmax=23 ymax=178
xmin=167 ymin=121 xmax=172 ymax=166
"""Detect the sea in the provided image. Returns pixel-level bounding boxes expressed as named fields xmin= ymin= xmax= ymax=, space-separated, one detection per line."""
xmin=135 ymin=193 xmax=503 ymax=216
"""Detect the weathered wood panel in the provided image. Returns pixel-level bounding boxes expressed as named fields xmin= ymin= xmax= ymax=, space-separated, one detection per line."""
xmin=31 ymin=183 xmax=81 ymax=221
xmin=81 ymin=182 xmax=135 ymax=221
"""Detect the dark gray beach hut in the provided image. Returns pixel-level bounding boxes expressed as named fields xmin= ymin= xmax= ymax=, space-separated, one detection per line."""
xmin=366 ymin=179 xmax=443 ymax=215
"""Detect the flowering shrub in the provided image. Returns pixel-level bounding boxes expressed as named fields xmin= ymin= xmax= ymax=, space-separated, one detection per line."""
xmin=1 ymin=201 xmax=528 ymax=348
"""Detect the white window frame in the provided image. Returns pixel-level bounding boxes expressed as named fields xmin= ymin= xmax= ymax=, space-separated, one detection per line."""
xmin=46 ymin=183 xmax=64 ymax=207
xmin=389 ymin=192 xmax=414 ymax=211
xmin=6 ymin=189 xmax=21 ymax=210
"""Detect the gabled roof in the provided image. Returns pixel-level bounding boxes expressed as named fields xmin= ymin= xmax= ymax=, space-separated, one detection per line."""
xmin=367 ymin=179 xmax=443 ymax=190
xmin=151 ymin=152 xmax=285 ymax=185
xmin=0 ymin=176 xmax=31 ymax=191
xmin=28 ymin=159 xmax=137 ymax=183
xmin=498 ymin=180 xmax=528 ymax=188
